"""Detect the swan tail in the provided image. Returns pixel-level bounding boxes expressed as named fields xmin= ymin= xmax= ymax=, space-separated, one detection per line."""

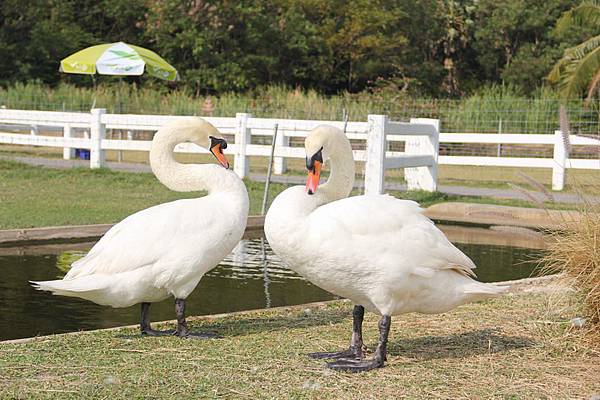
xmin=462 ymin=281 xmax=509 ymax=297
xmin=30 ymin=275 xmax=109 ymax=298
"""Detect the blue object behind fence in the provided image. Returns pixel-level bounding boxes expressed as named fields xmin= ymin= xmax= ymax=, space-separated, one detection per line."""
xmin=75 ymin=149 xmax=90 ymax=160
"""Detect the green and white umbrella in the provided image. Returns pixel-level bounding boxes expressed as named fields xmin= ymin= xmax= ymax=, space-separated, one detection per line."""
xmin=60 ymin=42 xmax=179 ymax=81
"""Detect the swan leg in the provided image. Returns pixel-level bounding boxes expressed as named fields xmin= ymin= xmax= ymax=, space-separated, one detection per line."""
xmin=309 ymin=305 xmax=365 ymax=360
xmin=326 ymin=314 xmax=391 ymax=372
xmin=173 ymin=298 xmax=218 ymax=339
xmin=140 ymin=302 xmax=174 ymax=336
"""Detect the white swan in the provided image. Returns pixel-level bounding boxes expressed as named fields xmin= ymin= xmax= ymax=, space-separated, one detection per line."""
xmin=32 ymin=117 xmax=249 ymax=338
xmin=264 ymin=125 xmax=507 ymax=371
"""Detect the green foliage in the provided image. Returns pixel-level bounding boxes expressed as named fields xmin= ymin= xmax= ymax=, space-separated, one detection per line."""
xmin=548 ymin=1 xmax=600 ymax=101
xmin=316 ymin=0 xmax=407 ymax=91
xmin=435 ymin=0 xmax=478 ymax=96
xmin=141 ymin=0 xmax=408 ymax=93
xmin=444 ymin=85 xmax=558 ymax=134
xmin=1 ymin=0 xmax=599 ymax=97
xmin=0 ymin=0 xmax=148 ymax=86
xmin=548 ymin=36 xmax=600 ymax=100
xmin=555 ymin=0 xmax=600 ymax=35
xmin=472 ymin=0 xmax=579 ymax=94
xmin=0 ymin=0 xmax=90 ymax=85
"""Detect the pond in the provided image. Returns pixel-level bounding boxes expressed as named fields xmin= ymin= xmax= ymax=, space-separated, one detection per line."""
xmin=0 ymin=238 xmax=542 ymax=341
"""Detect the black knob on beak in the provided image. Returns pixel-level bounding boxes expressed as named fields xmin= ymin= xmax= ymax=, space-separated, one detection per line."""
xmin=306 ymin=147 xmax=323 ymax=171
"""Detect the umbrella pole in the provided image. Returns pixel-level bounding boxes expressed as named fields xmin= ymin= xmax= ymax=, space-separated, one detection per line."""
xmin=90 ymin=75 xmax=97 ymax=110
xmin=118 ymin=77 xmax=123 ymax=114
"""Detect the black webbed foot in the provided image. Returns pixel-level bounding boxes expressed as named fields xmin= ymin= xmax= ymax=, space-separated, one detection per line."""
xmin=322 ymin=313 xmax=391 ymax=373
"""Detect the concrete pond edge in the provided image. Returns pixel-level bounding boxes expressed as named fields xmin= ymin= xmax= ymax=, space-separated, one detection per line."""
xmin=0 ymin=202 xmax=586 ymax=247
xmin=0 ymin=216 xmax=265 ymax=246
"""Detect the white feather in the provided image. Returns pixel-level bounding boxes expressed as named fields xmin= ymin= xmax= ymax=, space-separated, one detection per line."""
xmin=265 ymin=126 xmax=507 ymax=317
xmin=32 ymin=118 xmax=249 ymax=308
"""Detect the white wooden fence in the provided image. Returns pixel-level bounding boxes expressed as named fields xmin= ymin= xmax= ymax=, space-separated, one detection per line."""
xmin=0 ymin=108 xmax=439 ymax=194
xmin=1 ymin=108 xmax=599 ymax=192
xmin=438 ymin=132 xmax=600 ymax=190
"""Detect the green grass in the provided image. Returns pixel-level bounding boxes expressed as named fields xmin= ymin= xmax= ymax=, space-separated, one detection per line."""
xmin=0 ymin=159 xmax=288 ymax=229
xmin=0 ymin=290 xmax=598 ymax=399
xmin=389 ymin=189 xmax=580 ymax=211
xmin=0 ymin=158 xmax=582 ymax=230
xmin=4 ymin=141 xmax=599 ymax=196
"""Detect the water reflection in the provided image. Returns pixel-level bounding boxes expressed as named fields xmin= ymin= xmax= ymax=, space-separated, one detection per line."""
xmin=0 ymin=239 xmax=541 ymax=341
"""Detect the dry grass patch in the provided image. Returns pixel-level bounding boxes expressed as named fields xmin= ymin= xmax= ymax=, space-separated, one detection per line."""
xmin=542 ymin=200 xmax=600 ymax=342
xmin=0 ymin=288 xmax=599 ymax=399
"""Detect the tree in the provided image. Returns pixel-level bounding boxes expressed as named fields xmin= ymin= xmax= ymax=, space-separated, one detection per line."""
xmin=547 ymin=0 xmax=600 ymax=102
xmin=313 ymin=0 xmax=407 ymax=92
xmin=0 ymin=0 xmax=148 ymax=86
xmin=143 ymin=0 xmax=325 ymax=93
xmin=436 ymin=0 xmax=477 ymax=96
xmin=0 ymin=0 xmax=93 ymax=85
xmin=472 ymin=0 xmax=578 ymax=94
xmin=2 ymin=0 xmax=597 ymax=97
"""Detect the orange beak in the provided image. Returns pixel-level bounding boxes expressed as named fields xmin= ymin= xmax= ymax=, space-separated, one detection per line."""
xmin=306 ymin=160 xmax=322 ymax=195
xmin=210 ymin=143 xmax=230 ymax=169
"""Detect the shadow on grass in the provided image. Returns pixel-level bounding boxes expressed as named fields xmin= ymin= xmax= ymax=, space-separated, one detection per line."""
xmin=115 ymin=305 xmax=351 ymax=340
xmin=387 ymin=328 xmax=534 ymax=360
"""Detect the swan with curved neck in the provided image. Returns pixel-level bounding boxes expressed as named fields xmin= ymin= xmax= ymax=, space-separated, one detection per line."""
xmin=264 ymin=125 xmax=507 ymax=371
xmin=32 ymin=117 xmax=249 ymax=338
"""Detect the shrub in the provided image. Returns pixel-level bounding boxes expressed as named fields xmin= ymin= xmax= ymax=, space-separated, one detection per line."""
xmin=542 ymin=200 xmax=600 ymax=341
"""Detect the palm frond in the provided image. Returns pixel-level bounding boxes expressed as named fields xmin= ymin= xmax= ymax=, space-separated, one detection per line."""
xmin=563 ymin=35 xmax=600 ymax=61
xmin=555 ymin=0 xmax=600 ymax=34
xmin=548 ymin=35 xmax=600 ymax=100
xmin=585 ymin=68 xmax=600 ymax=104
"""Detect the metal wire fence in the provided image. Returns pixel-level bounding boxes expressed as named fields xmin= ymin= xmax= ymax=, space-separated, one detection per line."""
xmin=2 ymin=85 xmax=599 ymax=162
xmin=2 ymin=93 xmax=598 ymax=136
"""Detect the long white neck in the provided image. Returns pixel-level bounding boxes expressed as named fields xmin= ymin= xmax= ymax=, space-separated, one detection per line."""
xmin=264 ymin=128 xmax=355 ymax=266
xmin=314 ymin=133 xmax=355 ymax=207
xmin=149 ymin=126 xmax=243 ymax=195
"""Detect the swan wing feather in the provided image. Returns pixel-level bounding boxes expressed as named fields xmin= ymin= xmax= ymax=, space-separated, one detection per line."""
xmin=65 ymin=198 xmax=216 ymax=279
xmin=310 ymin=194 xmax=477 ymax=277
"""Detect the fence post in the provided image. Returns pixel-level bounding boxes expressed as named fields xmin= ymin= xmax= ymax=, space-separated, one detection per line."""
xmin=552 ymin=129 xmax=566 ymax=191
xmin=405 ymin=118 xmax=439 ymax=192
xmin=364 ymin=114 xmax=387 ymax=195
xmin=235 ymin=113 xmax=251 ymax=178
xmin=62 ymin=123 xmax=75 ymax=160
xmin=273 ymin=130 xmax=288 ymax=175
xmin=90 ymin=108 xmax=106 ymax=169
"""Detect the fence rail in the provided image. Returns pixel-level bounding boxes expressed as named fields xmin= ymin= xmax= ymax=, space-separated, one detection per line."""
xmin=1 ymin=108 xmax=599 ymax=192
xmin=0 ymin=108 xmax=438 ymax=193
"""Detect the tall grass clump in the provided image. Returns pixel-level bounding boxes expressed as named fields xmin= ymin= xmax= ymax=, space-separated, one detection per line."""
xmin=542 ymin=202 xmax=600 ymax=341
xmin=443 ymin=85 xmax=558 ymax=134
xmin=1 ymin=81 xmax=598 ymax=135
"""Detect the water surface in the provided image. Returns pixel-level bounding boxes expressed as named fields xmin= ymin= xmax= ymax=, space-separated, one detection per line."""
xmin=0 ymin=239 xmax=541 ymax=341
